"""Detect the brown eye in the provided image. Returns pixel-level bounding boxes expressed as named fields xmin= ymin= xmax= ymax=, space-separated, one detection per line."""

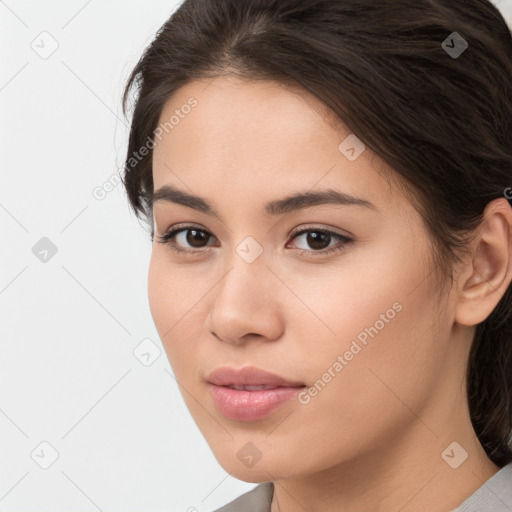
xmin=156 ymin=226 xmax=216 ymax=253
xmin=289 ymin=228 xmax=353 ymax=256
xmin=301 ymin=231 xmax=331 ymax=250
xmin=183 ymin=228 xmax=210 ymax=248
xmin=156 ymin=224 xmax=354 ymax=258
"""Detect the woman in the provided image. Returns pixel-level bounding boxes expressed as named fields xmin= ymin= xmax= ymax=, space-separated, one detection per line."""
xmin=120 ymin=0 xmax=512 ymax=510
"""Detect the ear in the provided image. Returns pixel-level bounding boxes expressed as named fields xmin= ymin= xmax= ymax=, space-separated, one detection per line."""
xmin=454 ymin=198 xmax=512 ymax=326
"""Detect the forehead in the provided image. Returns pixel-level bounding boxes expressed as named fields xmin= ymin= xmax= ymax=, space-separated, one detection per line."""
xmin=151 ymin=76 xmax=402 ymax=215
xmin=153 ymin=76 xmax=346 ymax=165
xmin=157 ymin=75 xmax=340 ymax=132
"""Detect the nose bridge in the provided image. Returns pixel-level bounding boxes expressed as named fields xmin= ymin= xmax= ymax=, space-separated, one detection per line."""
xmin=206 ymin=240 xmax=283 ymax=343
xmin=219 ymin=230 xmax=268 ymax=292
xmin=216 ymin=241 xmax=270 ymax=313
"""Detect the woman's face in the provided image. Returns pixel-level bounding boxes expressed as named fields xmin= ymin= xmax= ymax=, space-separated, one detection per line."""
xmin=148 ymin=76 xmax=461 ymax=481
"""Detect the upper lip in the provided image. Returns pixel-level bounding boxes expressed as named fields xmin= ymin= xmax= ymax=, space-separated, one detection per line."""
xmin=207 ymin=366 xmax=305 ymax=387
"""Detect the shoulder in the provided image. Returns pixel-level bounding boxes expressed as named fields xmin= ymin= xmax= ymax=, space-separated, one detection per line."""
xmin=453 ymin=461 xmax=512 ymax=512
xmin=210 ymin=482 xmax=274 ymax=512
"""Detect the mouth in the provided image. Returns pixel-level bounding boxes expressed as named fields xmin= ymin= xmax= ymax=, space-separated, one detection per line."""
xmin=206 ymin=365 xmax=305 ymax=388
xmin=205 ymin=365 xmax=307 ymax=422
xmin=224 ymin=384 xmax=288 ymax=390
xmin=208 ymin=383 xmax=306 ymax=422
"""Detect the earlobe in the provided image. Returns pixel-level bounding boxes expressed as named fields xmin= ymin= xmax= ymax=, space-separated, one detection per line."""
xmin=454 ymin=198 xmax=512 ymax=327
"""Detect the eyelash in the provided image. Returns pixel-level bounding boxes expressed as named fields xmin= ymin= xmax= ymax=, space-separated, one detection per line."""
xmin=155 ymin=224 xmax=354 ymax=257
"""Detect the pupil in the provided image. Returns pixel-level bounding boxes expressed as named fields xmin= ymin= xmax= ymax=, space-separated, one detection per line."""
xmin=187 ymin=229 xmax=208 ymax=247
xmin=308 ymin=232 xmax=329 ymax=250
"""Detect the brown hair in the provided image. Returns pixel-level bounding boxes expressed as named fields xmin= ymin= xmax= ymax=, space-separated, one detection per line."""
xmin=121 ymin=0 xmax=512 ymax=466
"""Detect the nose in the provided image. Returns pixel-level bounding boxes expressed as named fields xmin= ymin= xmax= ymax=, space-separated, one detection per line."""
xmin=205 ymin=255 xmax=285 ymax=345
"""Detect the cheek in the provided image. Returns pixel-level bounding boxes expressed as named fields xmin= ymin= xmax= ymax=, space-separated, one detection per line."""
xmin=148 ymin=249 xmax=193 ymax=323
xmin=147 ymin=254 xmax=169 ymax=331
xmin=280 ymin=250 xmax=409 ymax=362
xmin=147 ymin=252 xmax=208 ymax=379
xmin=282 ymin=296 xmax=444 ymax=472
xmin=147 ymin=253 xmax=187 ymax=355
xmin=291 ymin=245 xmax=444 ymax=415
xmin=327 ymin=291 xmax=441 ymax=420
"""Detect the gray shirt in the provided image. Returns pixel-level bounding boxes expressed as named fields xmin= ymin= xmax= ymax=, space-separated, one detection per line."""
xmin=212 ymin=461 xmax=512 ymax=512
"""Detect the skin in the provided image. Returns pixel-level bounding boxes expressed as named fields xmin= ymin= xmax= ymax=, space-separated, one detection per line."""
xmin=148 ymin=75 xmax=512 ymax=512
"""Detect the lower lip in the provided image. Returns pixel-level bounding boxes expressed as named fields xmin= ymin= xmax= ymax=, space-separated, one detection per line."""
xmin=208 ymin=384 xmax=305 ymax=422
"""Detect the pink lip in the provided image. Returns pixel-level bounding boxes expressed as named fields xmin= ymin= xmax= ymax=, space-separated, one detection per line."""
xmin=206 ymin=366 xmax=306 ymax=422
xmin=208 ymin=384 xmax=305 ymax=422
xmin=206 ymin=365 xmax=304 ymax=387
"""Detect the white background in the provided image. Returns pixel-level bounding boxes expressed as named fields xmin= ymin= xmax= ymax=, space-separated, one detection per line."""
xmin=1 ymin=1 xmax=512 ymax=511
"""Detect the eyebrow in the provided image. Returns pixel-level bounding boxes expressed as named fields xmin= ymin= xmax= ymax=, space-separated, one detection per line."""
xmin=150 ymin=184 xmax=378 ymax=217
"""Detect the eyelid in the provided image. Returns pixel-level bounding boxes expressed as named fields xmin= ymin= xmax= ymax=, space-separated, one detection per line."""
xmin=156 ymin=222 xmax=354 ymax=256
xmin=158 ymin=222 xmax=352 ymax=239
xmin=288 ymin=223 xmax=354 ymax=239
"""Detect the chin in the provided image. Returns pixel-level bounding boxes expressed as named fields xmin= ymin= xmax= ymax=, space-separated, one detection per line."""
xmin=212 ymin=447 xmax=302 ymax=483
